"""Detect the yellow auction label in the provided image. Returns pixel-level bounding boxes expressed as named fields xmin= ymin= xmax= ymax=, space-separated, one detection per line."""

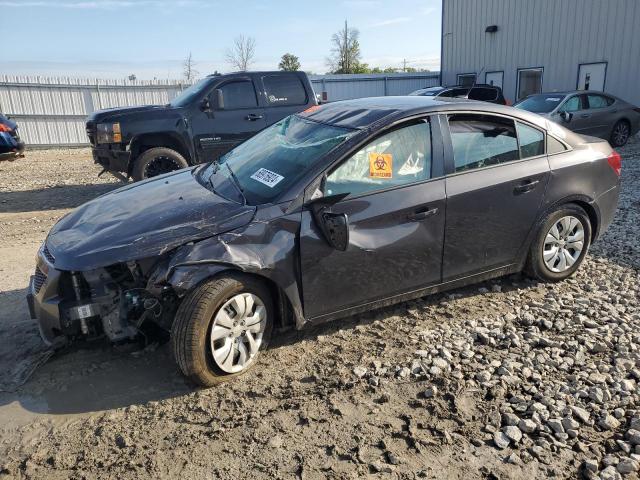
xmin=369 ymin=152 xmax=392 ymax=178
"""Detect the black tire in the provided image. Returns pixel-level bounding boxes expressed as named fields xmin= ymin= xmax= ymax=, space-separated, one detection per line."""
xmin=526 ymin=204 xmax=592 ymax=282
xmin=171 ymin=275 xmax=273 ymax=386
xmin=132 ymin=147 xmax=188 ymax=181
xmin=610 ymin=120 xmax=631 ymax=147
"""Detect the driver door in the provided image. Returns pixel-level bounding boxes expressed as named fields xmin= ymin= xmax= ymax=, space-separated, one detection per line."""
xmin=190 ymin=77 xmax=266 ymax=163
xmin=299 ymin=118 xmax=446 ymax=321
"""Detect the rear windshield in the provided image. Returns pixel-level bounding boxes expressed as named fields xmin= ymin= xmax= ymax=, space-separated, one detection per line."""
xmin=515 ymin=94 xmax=566 ymax=113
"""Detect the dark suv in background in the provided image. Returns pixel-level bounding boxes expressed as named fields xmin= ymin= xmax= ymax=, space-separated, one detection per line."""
xmin=86 ymin=71 xmax=317 ymax=181
xmin=409 ymin=84 xmax=508 ymax=105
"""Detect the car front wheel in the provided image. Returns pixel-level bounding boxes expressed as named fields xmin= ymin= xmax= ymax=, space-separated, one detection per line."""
xmin=171 ymin=275 xmax=273 ymax=386
xmin=526 ymin=204 xmax=592 ymax=282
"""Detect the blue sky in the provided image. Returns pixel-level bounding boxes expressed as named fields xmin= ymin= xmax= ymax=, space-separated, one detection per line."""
xmin=0 ymin=0 xmax=441 ymax=79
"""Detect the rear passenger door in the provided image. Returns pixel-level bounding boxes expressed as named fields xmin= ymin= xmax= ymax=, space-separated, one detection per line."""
xmin=585 ymin=94 xmax=615 ymax=137
xmin=441 ymin=113 xmax=549 ymax=279
xmin=260 ymin=74 xmax=310 ymax=125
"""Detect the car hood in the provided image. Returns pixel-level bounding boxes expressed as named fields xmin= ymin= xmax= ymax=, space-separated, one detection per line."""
xmin=87 ymin=104 xmax=178 ymax=124
xmin=46 ymin=169 xmax=256 ymax=271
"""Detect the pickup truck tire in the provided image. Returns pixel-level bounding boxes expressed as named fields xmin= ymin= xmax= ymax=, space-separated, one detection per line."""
xmin=132 ymin=147 xmax=188 ymax=181
xmin=171 ymin=275 xmax=274 ymax=386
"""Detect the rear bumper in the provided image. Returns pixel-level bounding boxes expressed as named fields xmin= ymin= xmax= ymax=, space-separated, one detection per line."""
xmin=593 ymin=183 xmax=620 ymax=241
xmin=92 ymin=144 xmax=131 ymax=174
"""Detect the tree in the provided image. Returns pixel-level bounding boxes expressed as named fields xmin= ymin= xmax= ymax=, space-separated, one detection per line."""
xmin=279 ymin=53 xmax=301 ymax=71
xmin=182 ymin=52 xmax=199 ymax=82
xmin=326 ymin=20 xmax=362 ymax=74
xmin=225 ymin=35 xmax=256 ymax=71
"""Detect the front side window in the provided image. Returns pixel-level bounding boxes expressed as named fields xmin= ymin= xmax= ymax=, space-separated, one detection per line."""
xmin=262 ymin=75 xmax=307 ymax=106
xmin=218 ymin=81 xmax=258 ymax=109
xmin=517 ymin=68 xmax=543 ymax=101
xmin=204 ymin=115 xmax=354 ymax=204
xmin=517 ymin=122 xmax=545 ymax=158
xmin=325 ymin=120 xmax=432 ymax=197
xmin=448 ymin=114 xmax=519 ymax=172
xmin=561 ymin=95 xmax=583 ymax=112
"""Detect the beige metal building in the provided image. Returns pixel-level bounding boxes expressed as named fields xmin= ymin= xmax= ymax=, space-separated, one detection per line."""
xmin=440 ymin=0 xmax=640 ymax=105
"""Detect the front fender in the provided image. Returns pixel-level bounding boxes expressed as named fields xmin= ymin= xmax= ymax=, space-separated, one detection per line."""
xmin=154 ymin=212 xmax=306 ymax=328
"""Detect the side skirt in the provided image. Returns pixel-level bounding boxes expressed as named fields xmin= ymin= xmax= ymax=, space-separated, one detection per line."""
xmin=305 ymin=264 xmax=520 ymax=326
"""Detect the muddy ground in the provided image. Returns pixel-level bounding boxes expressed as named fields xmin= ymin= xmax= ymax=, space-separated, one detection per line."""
xmin=0 ymin=145 xmax=638 ymax=479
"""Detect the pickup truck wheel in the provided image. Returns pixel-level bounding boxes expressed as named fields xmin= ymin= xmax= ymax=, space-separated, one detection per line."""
xmin=132 ymin=147 xmax=188 ymax=181
xmin=171 ymin=276 xmax=273 ymax=386
xmin=526 ymin=204 xmax=591 ymax=282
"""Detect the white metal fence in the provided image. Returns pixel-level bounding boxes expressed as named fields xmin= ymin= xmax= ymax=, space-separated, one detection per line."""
xmin=0 ymin=73 xmax=440 ymax=147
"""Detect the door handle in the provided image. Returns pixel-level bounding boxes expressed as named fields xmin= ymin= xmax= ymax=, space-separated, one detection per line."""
xmin=580 ymin=113 xmax=591 ymax=118
xmin=513 ymin=179 xmax=540 ymax=194
xmin=407 ymin=207 xmax=438 ymax=221
xmin=246 ymin=113 xmax=264 ymax=121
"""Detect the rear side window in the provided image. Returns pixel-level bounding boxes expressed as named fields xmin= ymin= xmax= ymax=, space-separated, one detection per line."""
xmin=547 ymin=135 xmax=568 ymax=154
xmin=587 ymin=94 xmax=610 ymax=109
xmin=448 ymin=114 xmax=519 ymax=172
xmin=516 ymin=122 xmax=545 ymax=158
xmin=440 ymin=88 xmax=469 ymax=98
xmin=262 ymin=75 xmax=307 ymax=106
xmin=325 ymin=120 xmax=432 ymax=197
xmin=469 ymin=87 xmax=499 ymax=101
xmin=218 ymin=80 xmax=258 ymax=109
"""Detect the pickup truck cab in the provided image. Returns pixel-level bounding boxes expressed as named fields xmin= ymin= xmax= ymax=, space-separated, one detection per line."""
xmin=86 ymin=71 xmax=317 ymax=181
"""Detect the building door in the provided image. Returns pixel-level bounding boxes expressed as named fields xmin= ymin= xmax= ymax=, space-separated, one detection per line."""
xmin=485 ymin=71 xmax=503 ymax=88
xmin=516 ymin=68 xmax=543 ymax=101
xmin=577 ymin=62 xmax=606 ymax=91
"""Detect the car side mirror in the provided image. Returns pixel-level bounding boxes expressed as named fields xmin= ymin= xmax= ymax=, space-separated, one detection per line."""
xmin=307 ymin=192 xmax=350 ymax=251
xmin=213 ymin=89 xmax=225 ymax=110
xmin=559 ymin=111 xmax=573 ymax=123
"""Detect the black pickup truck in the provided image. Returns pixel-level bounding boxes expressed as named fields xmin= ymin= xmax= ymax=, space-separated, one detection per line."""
xmin=86 ymin=71 xmax=317 ymax=181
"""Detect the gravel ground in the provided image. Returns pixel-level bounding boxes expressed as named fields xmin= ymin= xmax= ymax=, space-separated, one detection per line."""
xmin=0 ymin=142 xmax=638 ymax=480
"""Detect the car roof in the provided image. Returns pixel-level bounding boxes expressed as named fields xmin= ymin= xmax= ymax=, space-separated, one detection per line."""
xmin=300 ymin=96 xmax=546 ymax=130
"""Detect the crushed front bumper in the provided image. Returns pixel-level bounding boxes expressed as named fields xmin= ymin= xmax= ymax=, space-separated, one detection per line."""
xmin=91 ymin=144 xmax=131 ymax=174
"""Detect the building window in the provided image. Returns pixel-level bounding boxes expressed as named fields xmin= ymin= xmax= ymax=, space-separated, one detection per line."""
xmin=516 ymin=68 xmax=543 ymax=101
xmin=457 ymin=73 xmax=476 ymax=86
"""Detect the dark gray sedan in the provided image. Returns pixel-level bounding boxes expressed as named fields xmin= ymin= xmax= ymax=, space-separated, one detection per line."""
xmin=514 ymin=91 xmax=640 ymax=147
xmin=28 ymin=97 xmax=620 ymax=386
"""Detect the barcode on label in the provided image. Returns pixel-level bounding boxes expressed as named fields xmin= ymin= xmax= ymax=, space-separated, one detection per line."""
xmin=250 ymin=168 xmax=284 ymax=188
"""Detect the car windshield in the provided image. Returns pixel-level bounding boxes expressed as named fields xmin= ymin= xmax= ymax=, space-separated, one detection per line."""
xmin=514 ymin=94 xmax=566 ymax=113
xmin=201 ymin=115 xmax=354 ymax=205
xmin=169 ymin=78 xmax=213 ymax=107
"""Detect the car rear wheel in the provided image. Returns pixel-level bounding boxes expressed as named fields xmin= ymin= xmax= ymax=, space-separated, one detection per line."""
xmin=610 ymin=120 xmax=630 ymax=147
xmin=171 ymin=275 xmax=273 ymax=386
xmin=132 ymin=147 xmax=188 ymax=181
xmin=526 ymin=204 xmax=591 ymax=282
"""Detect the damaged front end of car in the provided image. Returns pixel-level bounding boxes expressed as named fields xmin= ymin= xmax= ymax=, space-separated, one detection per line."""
xmin=27 ymin=243 xmax=180 ymax=348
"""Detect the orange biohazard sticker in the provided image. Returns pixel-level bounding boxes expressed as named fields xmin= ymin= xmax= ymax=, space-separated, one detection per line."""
xmin=369 ymin=152 xmax=392 ymax=178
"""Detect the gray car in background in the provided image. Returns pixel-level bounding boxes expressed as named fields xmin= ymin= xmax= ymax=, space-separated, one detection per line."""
xmin=514 ymin=91 xmax=640 ymax=147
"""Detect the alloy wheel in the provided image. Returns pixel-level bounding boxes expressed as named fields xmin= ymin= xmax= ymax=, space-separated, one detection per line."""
xmin=613 ymin=122 xmax=630 ymax=146
xmin=209 ymin=293 xmax=267 ymax=374
xmin=144 ymin=155 xmax=182 ymax=178
xmin=542 ymin=215 xmax=585 ymax=273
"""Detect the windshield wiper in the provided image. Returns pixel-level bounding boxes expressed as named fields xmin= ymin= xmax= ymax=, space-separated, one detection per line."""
xmin=226 ymin=163 xmax=247 ymax=205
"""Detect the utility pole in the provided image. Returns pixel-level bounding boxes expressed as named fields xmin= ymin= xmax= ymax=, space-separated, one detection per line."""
xmin=402 ymin=59 xmax=407 ymax=72
xmin=344 ymin=20 xmax=349 ymax=73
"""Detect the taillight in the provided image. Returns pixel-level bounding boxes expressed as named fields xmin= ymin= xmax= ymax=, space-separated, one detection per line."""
xmin=0 ymin=124 xmax=12 ymax=133
xmin=607 ymin=151 xmax=622 ymax=176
